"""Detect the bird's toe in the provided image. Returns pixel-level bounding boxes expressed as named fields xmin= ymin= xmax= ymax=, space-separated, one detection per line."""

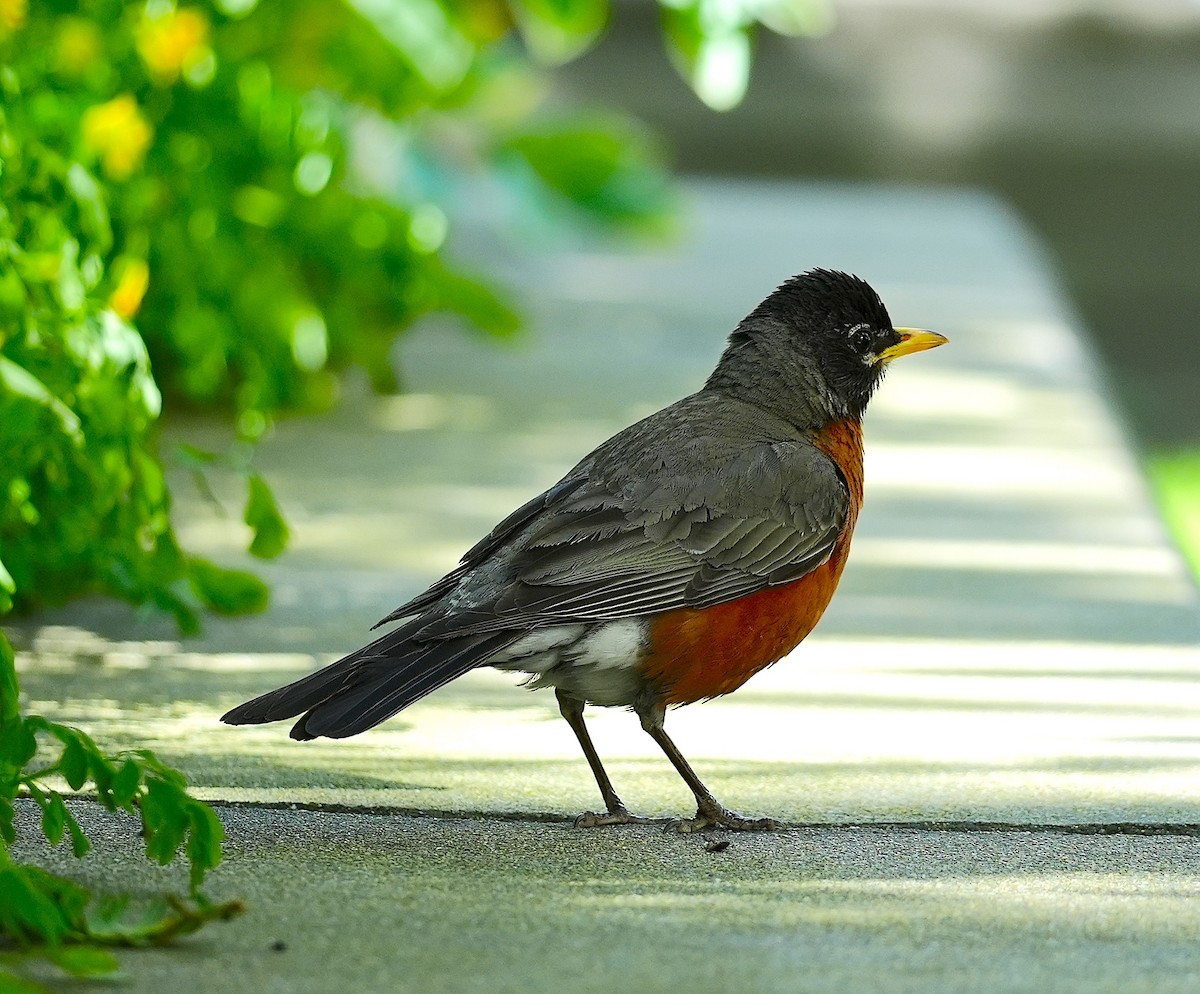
xmin=573 ymin=806 xmax=650 ymax=828
xmin=664 ymin=806 xmax=782 ymax=834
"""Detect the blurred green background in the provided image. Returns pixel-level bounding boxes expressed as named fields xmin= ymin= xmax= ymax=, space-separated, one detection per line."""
xmin=1 ymin=0 xmax=1198 ymax=635
xmin=0 ymin=0 xmax=688 ymax=626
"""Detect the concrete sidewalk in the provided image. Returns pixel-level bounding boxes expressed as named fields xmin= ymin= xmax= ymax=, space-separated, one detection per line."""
xmin=11 ymin=180 xmax=1200 ymax=992
xmin=13 ymin=802 xmax=1200 ymax=994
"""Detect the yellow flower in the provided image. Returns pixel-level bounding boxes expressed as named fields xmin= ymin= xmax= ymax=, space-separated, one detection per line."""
xmin=136 ymin=7 xmax=211 ymax=84
xmin=82 ymin=95 xmax=153 ymax=181
xmin=54 ymin=18 xmax=104 ymax=77
xmin=109 ymin=259 xmax=150 ymax=319
xmin=0 ymin=0 xmax=27 ymax=35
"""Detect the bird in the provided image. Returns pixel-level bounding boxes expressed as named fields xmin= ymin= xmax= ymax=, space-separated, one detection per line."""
xmin=222 ymin=269 xmax=947 ymax=832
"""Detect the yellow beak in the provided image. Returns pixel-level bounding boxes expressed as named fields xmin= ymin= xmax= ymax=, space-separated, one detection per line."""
xmin=875 ymin=328 xmax=948 ymax=364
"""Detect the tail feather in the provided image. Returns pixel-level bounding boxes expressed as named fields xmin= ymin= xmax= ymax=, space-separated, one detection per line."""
xmin=221 ymin=622 xmax=521 ymax=740
xmin=220 ymin=623 xmax=419 ymax=726
xmin=291 ymin=631 xmax=518 ymax=740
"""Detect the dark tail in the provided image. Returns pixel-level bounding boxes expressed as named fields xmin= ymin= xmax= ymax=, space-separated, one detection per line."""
xmin=221 ymin=622 xmax=519 ymax=740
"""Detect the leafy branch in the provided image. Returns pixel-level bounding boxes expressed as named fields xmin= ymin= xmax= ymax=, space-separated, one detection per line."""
xmin=0 ymin=630 xmax=243 ymax=990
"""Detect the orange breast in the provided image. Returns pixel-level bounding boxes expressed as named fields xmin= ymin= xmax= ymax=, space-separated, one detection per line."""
xmin=640 ymin=419 xmax=864 ymax=706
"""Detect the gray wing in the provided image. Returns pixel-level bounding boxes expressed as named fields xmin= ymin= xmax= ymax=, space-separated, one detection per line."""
xmin=224 ymin=395 xmax=851 ymax=740
xmin=405 ymin=422 xmax=850 ymax=638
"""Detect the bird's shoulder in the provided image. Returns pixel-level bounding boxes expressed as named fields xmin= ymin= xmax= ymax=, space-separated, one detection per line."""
xmin=570 ymin=390 xmax=849 ymax=524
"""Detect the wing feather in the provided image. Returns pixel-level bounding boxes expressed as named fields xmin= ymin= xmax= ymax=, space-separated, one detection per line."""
xmin=372 ymin=394 xmax=852 ymax=639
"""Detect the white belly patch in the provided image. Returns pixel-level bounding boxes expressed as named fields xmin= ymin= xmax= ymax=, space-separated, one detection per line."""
xmin=490 ymin=625 xmax=586 ymax=673
xmin=488 ymin=619 xmax=648 ymax=707
xmin=569 ymin=619 xmax=645 ymax=670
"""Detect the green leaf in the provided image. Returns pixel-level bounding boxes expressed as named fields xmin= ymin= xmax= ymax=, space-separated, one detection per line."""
xmin=501 ymin=117 xmax=674 ymax=231
xmin=691 ymin=28 xmax=751 ymax=111
xmin=1148 ymin=449 xmax=1200 ymax=582
xmin=84 ymin=893 xmax=131 ymax=933
xmin=65 ymin=164 xmax=113 ymax=254
xmin=65 ymin=809 xmax=90 ymax=859
xmin=39 ymin=723 xmax=116 ymax=798
xmin=0 ymin=558 xmax=14 ymax=615
xmin=429 ymin=268 xmax=521 ymax=339
xmin=84 ymin=891 xmax=245 ymax=946
xmin=58 ymin=737 xmax=89 ymax=792
xmin=111 ymin=759 xmax=142 ymax=807
xmin=510 ymin=0 xmax=609 ymax=63
xmin=0 ymin=798 xmax=14 ymax=845
xmin=0 ymin=630 xmax=18 ymax=725
xmin=186 ymin=558 xmax=269 ymax=616
xmin=139 ymin=782 xmax=186 ymax=864
xmin=0 ymin=720 xmax=38 ymax=775
xmin=0 ymin=863 xmax=83 ymax=946
xmin=85 ymin=749 xmax=115 ymax=799
xmin=243 ymin=474 xmax=290 ymax=560
xmin=0 ymin=968 xmax=54 ymax=994
xmin=755 ymin=0 xmax=835 ymax=37
xmin=174 ymin=443 xmax=219 ymax=470
xmin=0 ymin=266 xmax=26 ymax=328
xmin=150 ymin=583 xmax=202 ymax=638
xmin=348 ymin=0 xmax=473 ymax=91
xmin=134 ymin=449 xmax=167 ymax=513
xmin=139 ymin=780 xmax=188 ymax=867
xmin=45 ymin=943 xmax=121 ymax=978
xmin=126 ymin=749 xmax=186 ymax=789
xmin=0 ymin=356 xmax=83 ymax=442
xmin=661 ymin=1 xmax=752 ymax=111
xmin=39 ymin=793 xmax=66 ymax=846
xmin=184 ymin=802 xmax=225 ymax=891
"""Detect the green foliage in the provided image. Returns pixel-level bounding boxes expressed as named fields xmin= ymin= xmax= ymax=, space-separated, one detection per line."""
xmin=660 ymin=0 xmax=834 ymax=110
xmin=0 ymin=46 xmax=285 ymax=630
xmin=501 ymin=113 xmax=674 ymax=232
xmin=0 ymin=637 xmax=225 ymax=892
xmin=1147 ymin=449 xmax=1200 ymax=582
xmin=0 ymin=0 xmax=688 ymax=628
xmin=510 ymin=0 xmax=609 ymax=63
xmin=0 ymin=630 xmax=243 ymax=990
xmin=4 ymin=0 xmax=676 ymax=426
xmin=243 ymin=473 xmax=289 ymax=559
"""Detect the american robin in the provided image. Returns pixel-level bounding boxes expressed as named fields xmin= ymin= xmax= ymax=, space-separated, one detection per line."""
xmin=223 ymin=269 xmax=946 ymax=831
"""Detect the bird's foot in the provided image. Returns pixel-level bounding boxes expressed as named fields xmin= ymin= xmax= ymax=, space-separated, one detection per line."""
xmin=573 ymin=805 xmax=650 ymax=828
xmin=665 ymin=804 xmax=781 ymax=834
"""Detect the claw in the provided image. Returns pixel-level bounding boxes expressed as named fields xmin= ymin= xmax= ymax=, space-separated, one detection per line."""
xmin=664 ymin=806 xmax=781 ymax=834
xmin=573 ymin=806 xmax=650 ymax=828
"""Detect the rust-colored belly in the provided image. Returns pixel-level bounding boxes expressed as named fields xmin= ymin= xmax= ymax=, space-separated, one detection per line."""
xmin=642 ymin=535 xmax=852 ymax=705
xmin=641 ymin=418 xmax=864 ymax=707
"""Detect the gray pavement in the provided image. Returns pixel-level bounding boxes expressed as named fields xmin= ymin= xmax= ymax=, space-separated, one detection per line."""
xmin=10 ymin=180 xmax=1200 ymax=991
xmin=13 ymin=802 xmax=1200 ymax=994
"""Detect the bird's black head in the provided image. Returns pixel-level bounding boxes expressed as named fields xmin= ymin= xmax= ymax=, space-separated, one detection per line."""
xmin=707 ymin=269 xmax=946 ymax=426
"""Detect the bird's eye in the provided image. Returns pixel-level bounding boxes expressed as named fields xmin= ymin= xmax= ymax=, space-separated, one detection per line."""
xmin=849 ymin=325 xmax=873 ymax=351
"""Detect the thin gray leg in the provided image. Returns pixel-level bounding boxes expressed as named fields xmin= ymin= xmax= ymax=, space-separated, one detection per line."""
xmin=636 ymin=702 xmax=781 ymax=833
xmin=556 ymin=689 xmax=647 ymax=827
